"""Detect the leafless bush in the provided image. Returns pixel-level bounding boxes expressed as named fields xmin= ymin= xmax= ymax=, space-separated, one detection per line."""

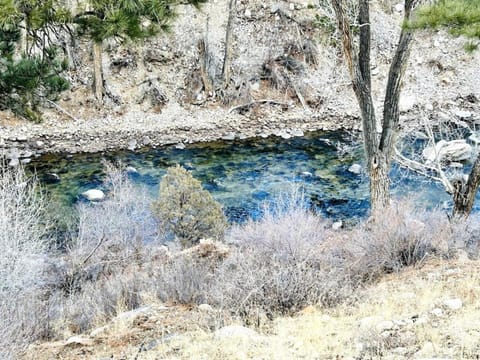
xmin=0 ymin=166 xmax=51 ymax=358
xmin=69 ymin=163 xmax=158 ymax=271
xmin=53 ymin=164 xmax=159 ymax=331
xmin=349 ymin=201 xmax=454 ymax=280
xmin=206 ymin=192 xmax=356 ymax=319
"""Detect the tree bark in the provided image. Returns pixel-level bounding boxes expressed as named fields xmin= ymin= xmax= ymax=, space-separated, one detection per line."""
xmin=93 ymin=41 xmax=103 ymax=101
xmin=198 ymin=38 xmax=214 ymax=95
xmin=222 ymin=0 xmax=236 ymax=89
xmin=452 ymin=154 xmax=480 ymax=218
xmin=331 ymin=0 xmax=416 ymax=214
xmin=369 ymin=152 xmax=390 ymax=213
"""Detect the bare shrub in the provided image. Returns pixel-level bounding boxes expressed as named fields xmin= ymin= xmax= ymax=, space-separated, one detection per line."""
xmin=152 ymin=165 xmax=227 ymax=248
xmin=54 ymin=164 xmax=158 ymax=332
xmin=207 ymin=192 xmax=356 ymax=319
xmin=0 ymin=166 xmax=51 ymax=358
xmin=349 ymin=201 xmax=454 ymax=280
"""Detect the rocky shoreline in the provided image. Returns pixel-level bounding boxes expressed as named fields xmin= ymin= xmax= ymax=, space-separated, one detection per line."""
xmin=0 ymin=106 xmax=360 ymax=165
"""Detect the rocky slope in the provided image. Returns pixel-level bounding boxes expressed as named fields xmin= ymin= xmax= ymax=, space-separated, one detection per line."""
xmin=1 ymin=0 xmax=479 ymax=160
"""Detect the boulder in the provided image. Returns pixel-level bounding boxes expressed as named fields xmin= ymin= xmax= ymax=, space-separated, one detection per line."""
xmin=423 ymin=140 xmax=472 ymax=164
xmin=81 ymin=189 xmax=105 ymax=201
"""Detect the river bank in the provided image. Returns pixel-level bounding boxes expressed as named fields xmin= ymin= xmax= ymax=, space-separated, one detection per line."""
xmin=0 ymin=105 xmax=362 ymax=162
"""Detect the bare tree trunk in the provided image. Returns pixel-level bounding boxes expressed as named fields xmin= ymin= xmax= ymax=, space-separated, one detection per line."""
xmin=222 ymin=0 xmax=236 ymax=89
xmin=198 ymin=38 xmax=214 ymax=96
xmin=452 ymin=154 xmax=480 ymax=218
xmin=93 ymin=41 xmax=103 ymax=101
xmin=331 ymin=0 xmax=416 ymax=214
xmin=14 ymin=20 xmax=28 ymax=60
xmin=369 ymin=152 xmax=390 ymax=212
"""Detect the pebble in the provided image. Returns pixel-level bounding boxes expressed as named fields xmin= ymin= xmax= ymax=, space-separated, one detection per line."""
xmin=348 ymin=163 xmax=362 ymax=175
xmin=443 ymin=298 xmax=462 ymax=310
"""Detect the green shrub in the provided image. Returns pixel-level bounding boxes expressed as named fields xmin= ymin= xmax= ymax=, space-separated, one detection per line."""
xmin=153 ymin=165 xmax=227 ymax=248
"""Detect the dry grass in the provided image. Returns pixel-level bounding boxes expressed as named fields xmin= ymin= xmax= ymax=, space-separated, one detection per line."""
xmin=25 ymin=259 xmax=480 ymax=359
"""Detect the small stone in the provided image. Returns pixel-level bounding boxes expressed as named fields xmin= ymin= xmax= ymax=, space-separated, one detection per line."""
xmin=244 ymin=9 xmax=252 ymax=18
xmin=291 ymin=128 xmax=304 ymax=137
xmin=430 ymin=308 xmax=443 ymax=317
xmin=394 ymin=3 xmax=403 ymax=12
xmin=443 ymin=298 xmax=462 ymax=310
xmin=65 ymin=336 xmax=93 ymax=347
xmin=289 ymin=3 xmax=295 ymax=11
xmin=82 ymin=189 xmax=105 ymax=201
xmin=332 ymin=221 xmax=343 ymax=230
xmin=222 ymin=132 xmax=235 ymax=141
xmin=16 ymin=135 xmax=28 ymax=142
xmin=20 ymin=158 xmax=31 ymax=164
xmin=35 ymin=140 xmax=45 ymax=148
xmin=175 ymin=143 xmax=186 ymax=150
xmin=250 ymin=81 xmax=260 ymax=91
xmin=127 ymin=139 xmax=137 ymax=151
xmin=455 ymin=110 xmax=472 ymax=119
xmin=214 ymin=325 xmax=258 ymax=340
xmin=399 ymin=95 xmax=416 ymax=112
xmin=8 ymin=158 xmax=19 ymax=167
xmin=198 ymin=304 xmax=214 ymax=313
xmin=281 ymin=133 xmax=291 ymax=139
xmin=301 ymin=171 xmax=313 ymax=177
xmin=376 ymin=320 xmax=395 ymax=332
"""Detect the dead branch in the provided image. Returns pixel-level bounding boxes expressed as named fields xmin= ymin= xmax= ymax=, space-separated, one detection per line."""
xmin=228 ymin=99 xmax=290 ymax=114
xmin=44 ymin=99 xmax=80 ymax=121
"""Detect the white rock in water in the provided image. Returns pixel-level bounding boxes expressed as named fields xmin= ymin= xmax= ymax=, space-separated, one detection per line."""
xmin=125 ymin=166 xmax=138 ymax=174
xmin=82 ymin=189 xmax=105 ymax=201
xmin=348 ymin=163 xmax=362 ymax=175
xmin=423 ymin=140 xmax=472 ymax=163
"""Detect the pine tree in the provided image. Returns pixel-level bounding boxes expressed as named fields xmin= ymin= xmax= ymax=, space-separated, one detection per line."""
xmin=74 ymin=0 xmax=207 ymax=101
xmin=0 ymin=0 xmax=70 ymax=121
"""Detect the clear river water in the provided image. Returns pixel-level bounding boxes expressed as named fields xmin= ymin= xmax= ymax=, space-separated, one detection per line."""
xmin=27 ymin=130 xmax=458 ymax=222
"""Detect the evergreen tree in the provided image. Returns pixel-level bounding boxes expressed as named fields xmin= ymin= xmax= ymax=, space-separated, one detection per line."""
xmin=0 ymin=0 xmax=70 ymax=121
xmin=74 ymin=0 xmax=207 ymax=101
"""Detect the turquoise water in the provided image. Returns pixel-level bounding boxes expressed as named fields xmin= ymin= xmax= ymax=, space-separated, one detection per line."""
xmin=27 ymin=130 xmax=453 ymax=222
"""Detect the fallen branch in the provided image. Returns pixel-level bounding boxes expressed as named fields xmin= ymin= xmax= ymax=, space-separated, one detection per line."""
xmin=228 ymin=99 xmax=289 ymax=114
xmin=44 ymin=99 xmax=80 ymax=121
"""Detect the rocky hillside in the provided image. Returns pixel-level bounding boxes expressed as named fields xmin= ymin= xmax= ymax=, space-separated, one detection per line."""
xmin=1 ymin=0 xmax=480 ymax=155
xmin=23 ymin=258 xmax=480 ymax=359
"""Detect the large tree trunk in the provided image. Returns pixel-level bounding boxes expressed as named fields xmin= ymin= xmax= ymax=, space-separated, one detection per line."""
xmin=332 ymin=0 xmax=416 ymax=214
xmin=452 ymin=154 xmax=480 ymax=218
xmin=93 ymin=41 xmax=103 ymax=101
xmin=369 ymin=152 xmax=390 ymax=212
